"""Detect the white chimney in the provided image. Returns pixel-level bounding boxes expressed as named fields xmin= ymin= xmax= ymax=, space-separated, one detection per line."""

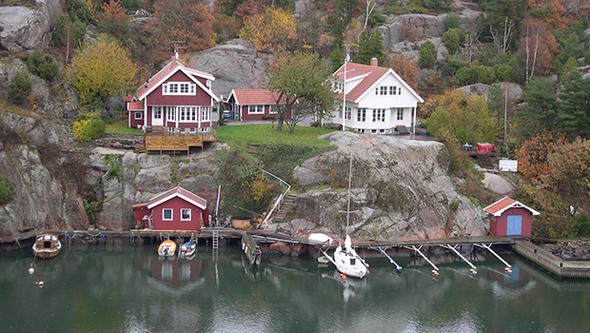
xmin=370 ymin=57 xmax=378 ymax=67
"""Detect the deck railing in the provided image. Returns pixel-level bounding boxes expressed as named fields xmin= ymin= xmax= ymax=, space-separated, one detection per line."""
xmin=143 ymin=126 xmax=217 ymax=152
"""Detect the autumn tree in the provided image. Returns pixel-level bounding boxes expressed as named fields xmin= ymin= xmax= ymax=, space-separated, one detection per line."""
xmin=99 ymin=0 xmax=130 ymax=39
xmin=239 ymin=6 xmax=297 ymax=53
xmin=528 ymin=0 xmax=574 ymax=29
xmin=423 ymin=90 xmax=497 ymax=144
xmin=515 ymin=130 xmax=568 ymax=184
xmin=69 ymin=34 xmax=137 ymax=111
xmin=388 ymin=54 xmax=418 ymax=90
xmin=519 ymin=17 xmax=558 ymax=81
xmin=148 ymin=0 xmax=215 ymax=60
xmin=268 ymin=52 xmax=334 ymax=132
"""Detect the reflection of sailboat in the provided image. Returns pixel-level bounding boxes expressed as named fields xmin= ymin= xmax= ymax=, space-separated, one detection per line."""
xmin=321 ymin=270 xmax=368 ymax=302
xmin=321 ymin=156 xmax=370 ymax=279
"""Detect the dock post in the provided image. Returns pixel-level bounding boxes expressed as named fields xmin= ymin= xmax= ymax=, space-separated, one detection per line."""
xmin=443 ymin=244 xmax=477 ymax=273
xmin=475 ymin=243 xmax=512 ymax=272
xmin=405 ymin=245 xmax=439 ymax=274
xmin=369 ymin=246 xmax=402 ymax=271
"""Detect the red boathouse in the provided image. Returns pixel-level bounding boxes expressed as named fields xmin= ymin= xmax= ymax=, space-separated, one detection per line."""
xmin=132 ymin=186 xmax=209 ymax=231
xmin=483 ymin=197 xmax=540 ymax=237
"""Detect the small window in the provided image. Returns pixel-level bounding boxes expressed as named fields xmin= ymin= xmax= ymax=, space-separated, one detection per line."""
xmin=380 ymin=86 xmax=387 ymax=95
xmin=162 ymin=209 xmax=173 ymax=221
xmin=389 ymin=86 xmax=395 ymax=95
xmin=181 ymin=209 xmax=191 ymax=221
xmin=134 ymin=112 xmax=143 ymax=120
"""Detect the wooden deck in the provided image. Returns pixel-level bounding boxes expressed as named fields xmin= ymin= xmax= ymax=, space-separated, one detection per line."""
xmin=513 ymin=240 xmax=590 ymax=278
xmin=141 ymin=127 xmax=217 ymax=153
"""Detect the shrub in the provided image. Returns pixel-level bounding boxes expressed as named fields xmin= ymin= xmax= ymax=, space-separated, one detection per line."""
xmin=574 ymin=214 xmax=590 ymax=237
xmin=72 ymin=117 xmax=106 ymax=141
xmin=441 ymin=28 xmax=465 ymax=55
xmin=0 ymin=176 xmax=15 ymax=205
xmin=418 ymin=41 xmax=436 ymax=69
xmin=27 ymin=51 xmax=58 ymax=81
xmin=443 ymin=13 xmax=460 ymax=30
xmin=473 ymin=65 xmax=496 ymax=84
xmin=455 ymin=66 xmax=475 ymax=86
xmin=441 ymin=55 xmax=468 ymax=77
xmin=7 ymin=71 xmax=32 ymax=105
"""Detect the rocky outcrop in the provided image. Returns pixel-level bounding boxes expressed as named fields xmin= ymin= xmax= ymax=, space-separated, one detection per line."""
xmin=288 ymin=132 xmax=487 ymax=241
xmin=189 ymin=39 xmax=269 ymax=97
xmin=457 ymin=82 xmax=523 ymax=102
xmin=0 ymin=0 xmax=62 ymax=52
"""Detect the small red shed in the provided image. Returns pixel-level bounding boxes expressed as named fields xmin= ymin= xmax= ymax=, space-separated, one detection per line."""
xmin=132 ymin=186 xmax=209 ymax=231
xmin=483 ymin=197 xmax=540 ymax=237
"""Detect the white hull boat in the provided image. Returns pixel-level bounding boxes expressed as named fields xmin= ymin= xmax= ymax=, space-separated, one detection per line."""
xmin=322 ymin=235 xmax=369 ymax=279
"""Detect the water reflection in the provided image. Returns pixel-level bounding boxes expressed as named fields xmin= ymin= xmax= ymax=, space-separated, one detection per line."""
xmin=0 ymin=245 xmax=590 ymax=332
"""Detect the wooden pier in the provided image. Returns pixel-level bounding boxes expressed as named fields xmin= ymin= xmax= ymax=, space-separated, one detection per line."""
xmin=140 ymin=127 xmax=217 ymax=153
xmin=513 ymin=240 xmax=590 ymax=279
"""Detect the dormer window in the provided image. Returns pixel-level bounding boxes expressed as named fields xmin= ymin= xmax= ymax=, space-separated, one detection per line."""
xmin=163 ymin=82 xmax=196 ymax=96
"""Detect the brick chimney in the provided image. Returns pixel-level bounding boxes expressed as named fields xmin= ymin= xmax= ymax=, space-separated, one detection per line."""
xmin=370 ymin=57 xmax=378 ymax=67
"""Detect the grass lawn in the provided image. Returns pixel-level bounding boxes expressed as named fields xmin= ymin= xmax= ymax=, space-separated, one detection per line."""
xmin=105 ymin=119 xmax=143 ymax=135
xmin=216 ymin=124 xmax=334 ymax=149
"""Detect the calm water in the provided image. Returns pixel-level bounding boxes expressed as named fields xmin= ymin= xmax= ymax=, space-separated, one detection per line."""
xmin=1 ymin=242 xmax=589 ymax=333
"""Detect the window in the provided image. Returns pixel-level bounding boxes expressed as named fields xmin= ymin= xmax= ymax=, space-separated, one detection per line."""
xmin=181 ymin=209 xmax=191 ymax=221
xmin=163 ymin=82 xmax=195 ymax=96
xmin=178 ymin=106 xmax=197 ymax=122
xmin=397 ymin=108 xmax=403 ymax=120
xmin=201 ymin=106 xmax=210 ymax=121
xmin=248 ymin=105 xmax=264 ymax=114
xmin=162 ymin=209 xmax=173 ymax=221
xmin=380 ymin=86 xmax=387 ymax=95
xmin=375 ymin=87 xmax=378 ymax=95
xmin=345 ymin=107 xmax=352 ymax=120
xmin=153 ymin=106 xmax=162 ymax=119
xmin=398 ymin=87 xmax=402 ymax=95
xmin=166 ymin=106 xmax=176 ymax=121
xmin=357 ymin=108 xmax=366 ymax=122
xmin=269 ymin=105 xmax=278 ymax=114
xmin=134 ymin=112 xmax=142 ymax=120
xmin=389 ymin=86 xmax=395 ymax=95
xmin=373 ymin=109 xmax=385 ymax=122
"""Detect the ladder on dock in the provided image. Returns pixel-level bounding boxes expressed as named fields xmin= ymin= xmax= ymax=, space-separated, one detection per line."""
xmin=212 ymin=229 xmax=219 ymax=250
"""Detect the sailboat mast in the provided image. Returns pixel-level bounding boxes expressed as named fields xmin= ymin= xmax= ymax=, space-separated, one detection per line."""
xmin=346 ymin=155 xmax=353 ymax=233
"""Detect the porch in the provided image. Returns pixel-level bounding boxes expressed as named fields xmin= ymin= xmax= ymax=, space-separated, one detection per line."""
xmin=141 ymin=126 xmax=217 ymax=154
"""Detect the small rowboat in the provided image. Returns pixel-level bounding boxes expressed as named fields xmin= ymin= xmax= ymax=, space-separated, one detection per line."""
xmin=179 ymin=240 xmax=197 ymax=258
xmin=158 ymin=240 xmax=176 ymax=257
xmin=32 ymin=234 xmax=62 ymax=259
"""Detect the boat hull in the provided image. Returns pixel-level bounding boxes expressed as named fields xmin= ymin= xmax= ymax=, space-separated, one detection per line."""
xmin=179 ymin=241 xmax=197 ymax=258
xmin=158 ymin=240 xmax=177 ymax=257
xmin=32 ymin=234 xmax=62 ymax=259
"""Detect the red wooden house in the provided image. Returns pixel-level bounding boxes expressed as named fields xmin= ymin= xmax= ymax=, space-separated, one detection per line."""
xmin=127 ymin=53 xmax=219 ymax=131
xmin=132 ymin=186 xmax=209 ymax=231
xmin=225 ymin=89 xmax=289 ymax=121
xmin=483 ymin=197 xmax=540 ymax=237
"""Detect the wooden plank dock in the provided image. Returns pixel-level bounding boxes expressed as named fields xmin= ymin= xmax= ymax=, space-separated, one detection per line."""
xmin=141 ymin=127 xmax=217 ymax=153
xmin=512 ymin=240 xmax=590 ymax=279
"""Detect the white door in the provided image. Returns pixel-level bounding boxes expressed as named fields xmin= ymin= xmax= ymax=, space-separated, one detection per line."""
xmin=152 ymin=106 xmax=163 ymax=126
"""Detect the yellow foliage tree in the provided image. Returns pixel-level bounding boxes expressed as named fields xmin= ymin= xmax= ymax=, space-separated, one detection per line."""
xmin=69 ymin=34 xmax=137 ymax=107
xmin=250 ymin=173 xmax=272 ymax=202
xmin=239 ymin=6 xmax=297 ymax=52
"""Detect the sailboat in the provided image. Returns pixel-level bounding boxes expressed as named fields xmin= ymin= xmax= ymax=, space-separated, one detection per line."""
xmin=321 ymin=156 xmax=370 ymax=279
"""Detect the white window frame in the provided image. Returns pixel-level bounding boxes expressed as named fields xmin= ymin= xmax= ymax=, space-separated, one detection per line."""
xmin=397 ymin=108 xmax=404 ymax=120
xmin=269 ymin=105 xmax=278 ymax=114
xmin=373 ymin=109 xmax=385 ymax=122
xmin=379 ymin=86 xmax=387 ymax=95
xmin=180 ymin=208 xmax=191 ymax=221
xmin=134 ymin=112 xmax=142 ymax=120
xmin=248 ymin=105 xmax=264 ymax=114
xmin=153 ymin=106 xmax=162 ymax=120
xmin=345 ymin=107 xmax=352 ymax=120
xmin=166 ymin=106 xmax=176 ymax=121
xmin=162 ymin=208 xmax=173 ymax=221
xmin=357 ymin=108 xmax=366 ymax=122
xmin=163 ymin=82 xmax=196 ymax=96
xmin=201 ymin=106 xmax=210 ymax=121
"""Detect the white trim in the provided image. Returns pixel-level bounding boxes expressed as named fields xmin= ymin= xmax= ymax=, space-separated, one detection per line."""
xmin=162 ymin=208 xmax=173 ymax=221
xmin=484 ymin=197 xmax=541 ymax=217
xmin=354 ymin=69 xmax=423 ymax=104
xmin=138 ymin=66 xmax=219 ymax=102
xmin=180 ymin=208 xmax=191 ymax=221
xmin=148 ymin=193 xmax=207 ymax=210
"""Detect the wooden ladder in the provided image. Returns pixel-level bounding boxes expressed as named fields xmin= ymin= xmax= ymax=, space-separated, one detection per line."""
xmin=212 ymin=229 xmax=219 ymax=250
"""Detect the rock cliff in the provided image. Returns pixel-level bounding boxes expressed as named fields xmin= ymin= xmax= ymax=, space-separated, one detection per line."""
xmin=287 ymin=132 xmax=487 ymax=241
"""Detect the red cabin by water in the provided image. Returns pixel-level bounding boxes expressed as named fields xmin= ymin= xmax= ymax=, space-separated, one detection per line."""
xmin=483 ymin=197 xmax=540 ymax=237
xmin=132 ymin=186 xmax=209 ymax=231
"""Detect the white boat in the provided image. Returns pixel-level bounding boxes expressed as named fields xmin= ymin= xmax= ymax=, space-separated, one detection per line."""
xmin=322 ymin=235 xmax=369 ymax=279
xmin=308 ymin=233 xmax=334 ymax=245
xmin=32 ymin=234 xmax=62 ymax=258
xmin=179 ymin=240 xmax=197 ymax=258
xmin=158 ymin=239 xmax=176 ymax=257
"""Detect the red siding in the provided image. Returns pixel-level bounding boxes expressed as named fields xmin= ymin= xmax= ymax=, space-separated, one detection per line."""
xmin=129 ymin=111 xmax=145 ymax=129
xmin=147 ymin=71 xmax=212 ymax=106
xmin=151 ymin=196 xmax=203 ymax=231
xmin=488 ymin=207 xmax=533 ymax=237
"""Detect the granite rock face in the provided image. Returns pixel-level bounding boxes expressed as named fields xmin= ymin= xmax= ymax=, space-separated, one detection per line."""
xmin=0 ymin=0 xmax=62 ymax=52
xmin=289 ymin=132 xmax=487 ymax=241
